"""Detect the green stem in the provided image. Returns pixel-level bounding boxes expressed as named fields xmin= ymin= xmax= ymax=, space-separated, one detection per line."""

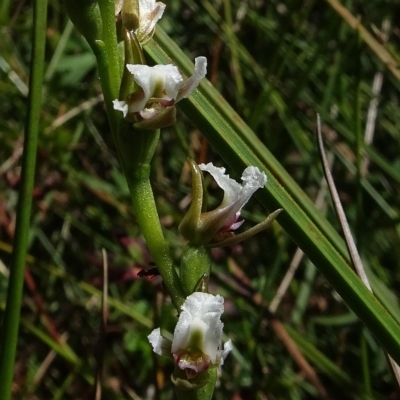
xmin=115 ymin=121 xmax=185 ymax=308
xmin=0 ymin=0 xmax=48 ymax=397
xmin=127 ymin=165 xmax=185 ymax=308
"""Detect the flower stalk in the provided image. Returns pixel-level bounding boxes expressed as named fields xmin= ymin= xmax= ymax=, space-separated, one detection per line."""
xmin=121 ymin=136 xmax=186 ymax=308
xmin=67 ymin=2 xmax=237 ymax=397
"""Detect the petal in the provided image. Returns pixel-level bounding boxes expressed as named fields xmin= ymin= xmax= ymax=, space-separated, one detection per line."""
xmin=177 ymin=57 xmax=208 ymax=101
xmin=221 ymin=339 xmax=233 ymax=365
xmin=115 ymin=0 xmax=123 ymax=15
xmin=134 ymin=106 xmax=176 ymax=129
xmin=214 ymin=339 xmax=233 ymax=370
xmin=138 ymin=0 xmax=166 ymax=39
xmin=199 ymin=163 xmax=242 ymax=205
xmin=232 ymin=166 xmax=267 ymax=213
xmin=126 ymin=64 xmax=183 ymax=111
xmin=138 ymin=0 xmax=157 ymax=15
xmin=241 ymin=166 xmax=268 ymax=190
xmin=172 ymin=293 xmax=224 ymax=364
xmin=148 ymin=327 xmax=171 ymax=356
xmin=113 ymin=99 xmax=129 ymax=117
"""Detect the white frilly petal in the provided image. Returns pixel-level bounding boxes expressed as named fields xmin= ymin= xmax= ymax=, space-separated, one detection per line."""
xmin=232 ymin=165 xmax=267 ymax=212
xmin=177 ymin=57 xmax=208 ymax=101
xmin=148 ymin=327 xmax=171 ymax=356
xmin=172 ymin=292 xmax=224 ymax=364
xmin=241 ymin=166 xmax=268 ymax=191
xmin=112 ymin=99 xmax=129 ymax=117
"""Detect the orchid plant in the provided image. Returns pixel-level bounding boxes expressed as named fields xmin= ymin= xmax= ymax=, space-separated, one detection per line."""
xmin=0 ymin=0 xmax=278 ymax=399
xmin=61 ymin=0 xmax=282 ymax=397
xmin=3 ymin=0 xmax=400 ymax=399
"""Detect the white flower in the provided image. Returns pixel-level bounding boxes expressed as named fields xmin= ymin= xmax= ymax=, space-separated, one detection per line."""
xmin=113 ymin=57 xmax=207 ymax=127
xmin=199 ymin=163 xmax=267 ymax=234
xmin=116 ymin=0 xmax=166 ymax=44
xmin=148 ymin=292 xmax=232 ymax=377
xmin=180 ymin=160 xmax=281 ymax=246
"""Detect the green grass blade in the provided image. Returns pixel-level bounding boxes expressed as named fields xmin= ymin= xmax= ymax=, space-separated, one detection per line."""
xmin=0 ymin=0 xmax=48 ymax=398
xmin=326 ymin=0 xmax=400 ymax=82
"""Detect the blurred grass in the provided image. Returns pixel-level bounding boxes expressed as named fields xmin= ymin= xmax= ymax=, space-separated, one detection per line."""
xmin=1 ymin=0 xmax=400 ymax=399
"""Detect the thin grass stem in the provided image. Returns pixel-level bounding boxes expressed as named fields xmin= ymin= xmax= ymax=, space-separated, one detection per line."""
xmin=0 ymin=0 xmax=48 ymax=397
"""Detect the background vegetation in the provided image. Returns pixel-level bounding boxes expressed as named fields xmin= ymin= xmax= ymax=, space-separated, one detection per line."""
xmin=1 ymin=0 xmax=400 ymax=398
